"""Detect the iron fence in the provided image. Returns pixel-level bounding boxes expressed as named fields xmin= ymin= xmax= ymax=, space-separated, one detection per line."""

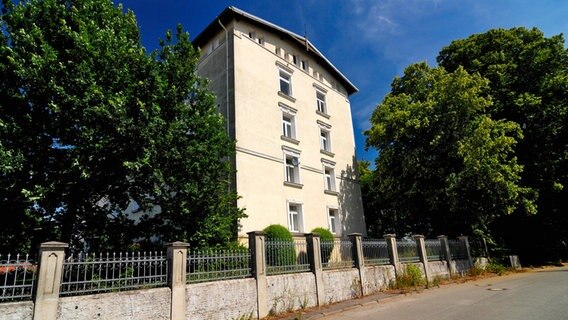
xmin=362 ymin=239 xmax=390 ymax=266
xmin=60 ymin=251 xmax=168 ymax=295
xmin=448 ymin=240 xmax=468 ymax=260
xmin=424 ymin=240 xmax=444 ymax=261
xmin=0 ymin=254 xmax=36 ymax=302
xmin=396 ymin=240 xmax=420 ymax=263
xmin=321 ymin=239 xmax=354 ymax=270
xmin=187 ymin=248 xmax=252 ymax=283
xmin=266 ymin=239 xmax=310 ymax=275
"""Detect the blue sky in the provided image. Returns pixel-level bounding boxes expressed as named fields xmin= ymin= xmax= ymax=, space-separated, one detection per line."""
xmin=120 ymin=0 xmax=568 ymax=163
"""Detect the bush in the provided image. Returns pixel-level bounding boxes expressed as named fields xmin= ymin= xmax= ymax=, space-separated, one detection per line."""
xmin=264 ymin=225 xmax=295 ymax=267
xmin=391 ymin=264 xmax=426 ymax=290
xmin=486 ymin=262 xmax=506 ymax=276
xmin=312 ymin=227 xmax=334 ymax=263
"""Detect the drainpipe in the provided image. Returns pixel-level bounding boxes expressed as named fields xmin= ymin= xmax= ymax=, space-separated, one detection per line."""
xmin=218 ymin=19 xmax=230 ymax=135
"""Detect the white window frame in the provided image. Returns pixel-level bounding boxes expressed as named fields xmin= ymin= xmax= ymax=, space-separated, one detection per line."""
xmin=282 ymin=114 xmax=294 ymax=139
xmin=324 ymin=166 xmax=336 ymax=192
xmin=287 ymin=201 xmax=304 ymax=233
xmin=279 ymin=69 xmax=293 ymax=96
xmin=327 ymin=208 xmax=339 ymax=234
xmin=280 ymin=103 xmax=298 ymax=141
xmin=320 ymin=129 xmax=331 ymax=152
xmin=316 ymin=90 xmax=327 ymax=114
xmin=283 ymin=148 xmax=301 ymax=184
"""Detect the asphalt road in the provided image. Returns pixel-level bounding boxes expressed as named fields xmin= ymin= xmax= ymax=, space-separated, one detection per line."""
xmin=320 ymin=267 xmax=568 ymax=320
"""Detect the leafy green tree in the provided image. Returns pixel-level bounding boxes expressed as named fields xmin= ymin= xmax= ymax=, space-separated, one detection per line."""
xmin=438 ymin=27 xmax=568 ymax=261
xmin=365 ymin=62 xmax=535 ymax=238
xmin=0 ymin=0 xmax=244 ymax=252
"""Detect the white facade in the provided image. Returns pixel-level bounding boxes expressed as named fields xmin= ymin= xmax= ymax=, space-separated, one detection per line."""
xmin=194 ymin=7 xmax=366 ymax=239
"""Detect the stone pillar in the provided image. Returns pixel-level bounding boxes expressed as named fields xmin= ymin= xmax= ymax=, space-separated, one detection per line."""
xmin=349 ymin=233 xmax=366 ymax=296
xmin=248 ymin=231 xmax=268 ymax=319
xmin=306 ymin=233 xmax=325 ymax=306
xmin=458 ymin=236 xmax=474 ymax=269
xmin=33 ymin=241 xmax=68 ymax=320
xmin=384 ymin=234 xmax=401 ymax=277
xmin=412 ymin=235 xmax=431 ymax=283
xmin=438 ymin=235 xmax=455 ymax=278
xmin=167 ymin=242 xmax=189 ymax=320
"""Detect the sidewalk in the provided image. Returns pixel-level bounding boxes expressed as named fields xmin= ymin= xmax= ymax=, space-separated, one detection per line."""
xmin=267 ymin=291 xmax=400 ymax=320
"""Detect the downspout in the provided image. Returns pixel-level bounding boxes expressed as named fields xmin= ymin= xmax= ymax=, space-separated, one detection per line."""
xmin=218 ymin=19 xmax=230 ymax=135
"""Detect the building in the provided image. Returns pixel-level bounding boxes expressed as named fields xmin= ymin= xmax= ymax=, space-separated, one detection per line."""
xmin=193 ymin=7 xmax=366 ymax=239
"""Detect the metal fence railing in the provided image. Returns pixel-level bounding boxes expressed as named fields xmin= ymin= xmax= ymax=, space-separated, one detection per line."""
xmin=60 ymin=251 xmax=168 ymax=296
xmin=362 ymin=239 xmax=390 ymax=266
xmin=448 ymin=240 xmax=468 ymax=260
xmin=266 ymin=239 xmax=310 ymax=275
xmin=322 ymin=239 xmax=354 ymax=270
xmin=425 ymin=240 xmax=443 ymax=261
xmin=187 ymin=248 xmax=252 ymax=283
xmin=0 ymin=254 xmax=36 ymax=302
xmin=396 ymin=240 xmax=420 ymax=263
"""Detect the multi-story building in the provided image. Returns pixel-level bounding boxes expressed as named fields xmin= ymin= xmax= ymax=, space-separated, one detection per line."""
xmin=193 ymin=7 xmax=366 ymax=239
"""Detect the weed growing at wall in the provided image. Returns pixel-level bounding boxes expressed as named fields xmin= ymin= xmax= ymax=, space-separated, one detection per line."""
xmin=391 ymin=264 xmax=426 ymax=291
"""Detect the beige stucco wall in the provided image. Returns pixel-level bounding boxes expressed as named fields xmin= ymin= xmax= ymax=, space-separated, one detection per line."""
xmin=363 ymin=265 xmax=396 ymax=294
xmin=198 ymin=19 xmax=366 ymax=237
xmin=322 ymin=268 xmax=361 ymax=304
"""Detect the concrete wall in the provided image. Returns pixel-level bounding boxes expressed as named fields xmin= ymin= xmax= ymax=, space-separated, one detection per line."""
xmin=186 ymin=278 xmax=257 ymax=320
xmin=428 ymin=260 xmax=451 ymax=279
xmin=363 ymin=265 xmax=396 ymax=294
xmin=452 ymin=259 xmax=472 ymax=276
xmin=0 ymin=301 xmax=33 ymax=320
xmin=322 ymin=269 xmax=361 ymax=304
xmin=266 ymin=273 xmax=318 ymax=315
xmin=57 ymin=288 xmax=170 ymax=320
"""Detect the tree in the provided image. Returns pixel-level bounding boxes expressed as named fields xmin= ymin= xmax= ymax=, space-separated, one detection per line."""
xmin=365 ymin=62 xmax=535 ymax=238
xmin=437 ymin=27 xmax=568 ymax=261
xmin=0 ymin=0 xmax=244 ymax=253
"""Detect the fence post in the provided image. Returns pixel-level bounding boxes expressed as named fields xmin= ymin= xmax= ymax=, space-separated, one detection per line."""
xmin=33 ymin=241 xmax=68 ymax=320
xmin=438 ymin=235 xmax=455 ymax=278
xmin=458 ymin=236 xmax=474 ymax=269
xmin=349 ymin=233 xmax=366 ymax=296
xmin=306 ymin=233 xmax=325 ymax=306
xmin=412 ymin=235 xmax=431 ymax=283
xmin=167 ymin=242 xmax=189 ymax=320
xmin=248 ymin=231 xmax=268 ymax=319
xmin=384 ymin=234 xmax=401 ymax=277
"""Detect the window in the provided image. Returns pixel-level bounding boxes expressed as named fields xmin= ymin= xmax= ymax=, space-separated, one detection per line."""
xmin=316 ymin=91 xmax=327 ymax=114
xmin=301 ymin=60 xmax=308 ymax=71
xmin=324 ymin=167 xmax=336 ymax=192
xmin=288 ymin=203 xmax=303 ymax=232
xmin=258 ymin=37 xmax=265 ymax=46
xmin=275 ymin=47 xmax=281 ymax=56
xmin=320 ymin=130 xmax=331 ymax=152
xmin=292 ymin=54 xmax=298 ymax=66
xmin=248 ymin=31 xmax=256 ymax=39
xmin=328 ymin=209 xmax=338 ymax=234
xmin=279 ymin=70 xmax=292 ymax=96
xmin=285 ymin=154 xmax=300 ymax=184
xmin=282 ymin=113 xmax=295 ymax=139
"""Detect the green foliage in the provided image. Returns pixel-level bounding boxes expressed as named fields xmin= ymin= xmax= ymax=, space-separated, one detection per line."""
xmin=485 ymin=262 xmax=506 ymax=276
xmin=438 ymin=27 xmax=568 ymax=263
xmin=391 ymin=264 xmax=425 ymax=290
xmin=312 ymin=227 xmax=334 ymax=263
xmin=264 ymin=224 xmax=294 ymax=241
xmin=365 ymin=62 xmax=533 ymax=238
xmin=264 ymin=225 xmax=295 ymax=267
xmin=311 ymin=227 xmax=333 ymax=242
xmin=0 ymin=0 xmax=244 ymax=252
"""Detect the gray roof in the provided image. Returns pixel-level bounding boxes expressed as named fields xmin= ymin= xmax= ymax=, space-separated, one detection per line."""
xmin=193 ymin=6 xmax=358 ymax=95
